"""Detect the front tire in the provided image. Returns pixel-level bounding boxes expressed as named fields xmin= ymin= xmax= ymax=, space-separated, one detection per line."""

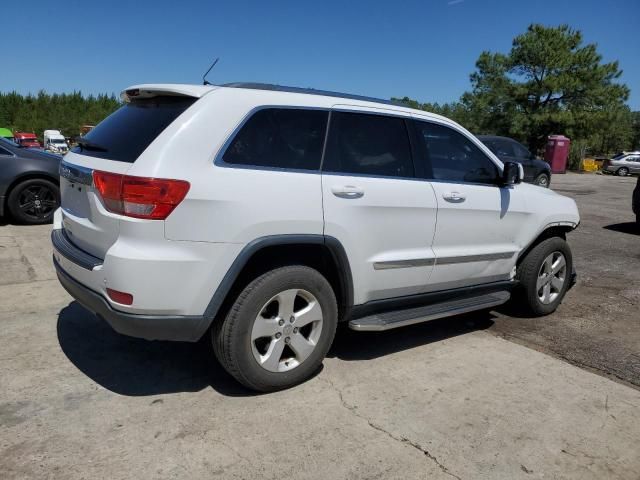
xmin=212 ymin=266 xmax=338 ymax=392
xmin=617 ymin=167 xmax=629 ymax=176
xmin=7 ymin=178 xmax=60 ymax=225
xmin=514 ymin=237 xmax=573 ymax=316
xmin=534 ymin=173 xmax=550 ymax=188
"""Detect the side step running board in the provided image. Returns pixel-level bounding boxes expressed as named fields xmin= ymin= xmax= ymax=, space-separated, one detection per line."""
xmin=348 ymin=291 xmax=510 ymax=332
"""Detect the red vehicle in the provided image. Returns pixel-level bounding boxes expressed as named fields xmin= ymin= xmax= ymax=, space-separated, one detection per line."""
xmin=14 ymin=132 xmax=42 ymax=149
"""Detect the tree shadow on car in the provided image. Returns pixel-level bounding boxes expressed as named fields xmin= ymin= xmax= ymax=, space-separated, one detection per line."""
xmin=56 ymin=302 xmax=257 ymax=397
xmin=328 ymin=311 xmax=495 ymax=361
xmin=603 ymin=222 xmax=639 ymax=236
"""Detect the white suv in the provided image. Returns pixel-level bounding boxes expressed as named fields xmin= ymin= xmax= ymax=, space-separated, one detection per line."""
xmin=52 ymin=83 xmax=580 ymax=391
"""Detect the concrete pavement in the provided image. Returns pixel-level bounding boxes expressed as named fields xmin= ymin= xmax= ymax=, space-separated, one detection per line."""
xmin=1 ymin=179 xmax=640 ymax=479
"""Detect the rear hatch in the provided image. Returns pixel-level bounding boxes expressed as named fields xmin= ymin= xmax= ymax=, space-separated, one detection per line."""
xmin=59 ymin=91 xmax=199 ymax=259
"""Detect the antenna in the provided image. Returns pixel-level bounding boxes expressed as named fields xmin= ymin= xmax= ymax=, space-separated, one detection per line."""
xmin=202 ymin=57 xmax=220 ymax=85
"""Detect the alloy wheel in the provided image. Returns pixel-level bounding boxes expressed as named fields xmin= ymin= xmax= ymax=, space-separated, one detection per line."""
xmin=537 ymin=175 xmax=549 ymax=187
xmin=251 ymin=289 xmax=323 ymax=373
xmin=18 ymin=184 xmax=58 ymax=221
xmin=537 ymin=252 xmax=567 ymax=305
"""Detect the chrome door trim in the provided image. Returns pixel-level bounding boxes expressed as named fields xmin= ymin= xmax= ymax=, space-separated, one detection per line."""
xmin=373 ymin=258 xmax=436 ymax=270
xmin=436 ymin=252 xmax=514 ymax=265
xmin=373 ymin=252 xmax=514 ymax=271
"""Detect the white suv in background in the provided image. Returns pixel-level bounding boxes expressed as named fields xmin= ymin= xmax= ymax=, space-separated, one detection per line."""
xmin=52 ymin=83 xmax=580 ymax=391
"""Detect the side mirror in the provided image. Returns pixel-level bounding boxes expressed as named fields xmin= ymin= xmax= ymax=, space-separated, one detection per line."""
xmin=502 ymin=161 xmax=523 ymax=185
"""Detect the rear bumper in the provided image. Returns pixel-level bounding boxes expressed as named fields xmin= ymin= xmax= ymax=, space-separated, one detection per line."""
xmin=54 ymin=256 xmax=208 ymax=342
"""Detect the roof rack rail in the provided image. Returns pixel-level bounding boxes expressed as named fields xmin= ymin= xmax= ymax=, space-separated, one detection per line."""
xmin=221 ymin=82 xmax=406 ymax=107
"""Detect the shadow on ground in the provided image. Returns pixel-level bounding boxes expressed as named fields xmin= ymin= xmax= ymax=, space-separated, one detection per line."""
xmin=604 ymin=222 xmax=639 ymax=236
xmin=57 ymin=302 xmax=250 ymax=397
xmin=0 ymin=217 xmax=53 ymax=227
xmin=58 ymin=301 xmax=495 ymax=396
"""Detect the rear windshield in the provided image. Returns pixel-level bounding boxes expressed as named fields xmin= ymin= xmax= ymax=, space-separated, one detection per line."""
xmin=72 ymin=96 xmax=196 ymax=163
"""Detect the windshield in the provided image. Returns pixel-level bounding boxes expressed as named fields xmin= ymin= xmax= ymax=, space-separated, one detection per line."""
xmin=20 ymin=138 xmax=39 ymax=144
xmin=51 ymin=139 xmax=66 ymax=144
xmin=612 ymin=153 xmax=626 ymax=160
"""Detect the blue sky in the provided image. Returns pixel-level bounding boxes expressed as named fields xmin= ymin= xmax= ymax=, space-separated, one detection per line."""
xmin=4 ymin=0 xmax=639 ymax=108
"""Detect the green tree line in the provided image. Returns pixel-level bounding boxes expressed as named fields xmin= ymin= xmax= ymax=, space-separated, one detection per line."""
xmin=2 ymin=24 xmax=638 ymax=170
xmin=394 ymin=24 xmax=639 ymax=168
xmin=0 ymin=91 xmax=121 ymax=140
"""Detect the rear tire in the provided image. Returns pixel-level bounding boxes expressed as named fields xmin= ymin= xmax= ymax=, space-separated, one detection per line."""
xmin=617 ymin=167 xmax=629 ymax=176
xmin=514 ymin=237 xmax=573 ymax=316
xmin=7 ymin=178 xmax=60 ymax=225
xmin=212 ymin=265 xmax=338 ymax=392
xmin=534 ymin=173 xmax=550 ymax=188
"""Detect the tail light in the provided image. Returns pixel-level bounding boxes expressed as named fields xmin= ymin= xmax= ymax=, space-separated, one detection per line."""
xmin=93 ymin=171 xmax=190 ymax=220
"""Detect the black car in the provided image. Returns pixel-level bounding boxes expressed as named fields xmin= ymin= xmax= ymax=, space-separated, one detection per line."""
xmin=477 ymin=135 xmax=552 ymax=187
xmin=0 ymin=137 xmax=61 ymax=224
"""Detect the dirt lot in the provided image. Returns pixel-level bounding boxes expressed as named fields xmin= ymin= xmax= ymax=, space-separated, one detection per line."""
xmin=489 ymin=172 xmax=640 ymax=388
xmin=1 ymin=172 xmax=639 ymax=479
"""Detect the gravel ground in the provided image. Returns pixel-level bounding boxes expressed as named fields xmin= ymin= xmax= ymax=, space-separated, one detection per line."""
xmin=488 ymin=172 xmax=640 ymax=388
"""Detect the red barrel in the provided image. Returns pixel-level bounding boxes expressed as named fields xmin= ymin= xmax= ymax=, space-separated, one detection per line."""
xmin=544 ymin=135 xmax=571 ymax=174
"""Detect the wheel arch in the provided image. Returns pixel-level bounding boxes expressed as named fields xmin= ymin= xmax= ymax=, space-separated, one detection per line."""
xmin=517 ymin=224 xmax=575 ymax=266
xmin=200 ymin=235 xmax=354 ymax=337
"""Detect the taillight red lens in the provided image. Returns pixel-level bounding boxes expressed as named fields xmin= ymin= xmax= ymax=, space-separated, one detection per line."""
xmin=92 ymin=171 xmax=189 ymax=220
xmin=93 ymin=171 xmax=123 ymax=212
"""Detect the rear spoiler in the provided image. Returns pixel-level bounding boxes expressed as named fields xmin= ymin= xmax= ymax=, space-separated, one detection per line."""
xmin=120 ymin=84 xmax=216 ymax=102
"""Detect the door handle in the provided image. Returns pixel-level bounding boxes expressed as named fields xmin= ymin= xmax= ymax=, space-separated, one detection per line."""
xmin=442 ymin=191 xmax=466 ymax=202
xmin=332 ymin=185 xmax=364 ymax=199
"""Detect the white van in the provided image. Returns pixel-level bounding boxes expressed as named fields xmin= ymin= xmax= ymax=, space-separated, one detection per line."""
xmin=52 ymin=83 xmax=580 ymax=391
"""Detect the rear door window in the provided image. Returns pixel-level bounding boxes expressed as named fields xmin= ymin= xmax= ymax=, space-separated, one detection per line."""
xmin=223 ymin=108 xmax=328 ymax=171
xmin=323 ymin=111 xmax=414 ymax=178
xmin=72 ymin=96 xmax=197 ymax=163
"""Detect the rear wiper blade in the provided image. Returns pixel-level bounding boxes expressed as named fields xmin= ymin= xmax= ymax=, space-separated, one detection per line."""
xmin=75 ymin=137 xmax=108 ymax=152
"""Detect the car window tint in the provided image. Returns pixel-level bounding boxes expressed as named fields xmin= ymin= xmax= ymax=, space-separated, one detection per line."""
xmin=415 ymin=121 xmax=499 ymax=184
xmin=0 ymin=146 xmax=12 ymax=156
xmin=491 ymin=140 xmax=514 ymax=157
xmin=511 ymin=141 xmax=531 ymax=159
xmin=481 ymin=140 xmax=498 ymax=156
xmin=224 ymin=108 xmax=328 ymax=170
xmin=72 ymin=96 xmax=197 ymax=163
xmin=323 ymin=112 xmax=414 ymax=178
